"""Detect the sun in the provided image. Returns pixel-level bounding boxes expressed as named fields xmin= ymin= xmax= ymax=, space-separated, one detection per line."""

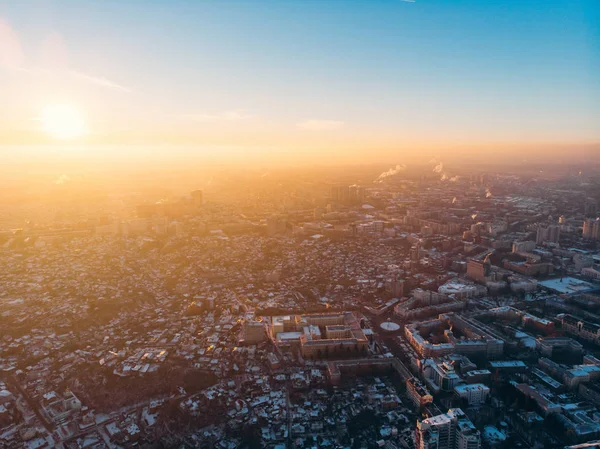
xmin=41 ymin=104 xmax=86 ymax=140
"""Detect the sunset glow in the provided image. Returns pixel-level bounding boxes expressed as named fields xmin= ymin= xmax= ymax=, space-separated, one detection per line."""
xmin=1 ymin=2 xmax=600 ymax=448
xmin=0 ymin=0 xmax=596 ymax=163
xmin=40 ymin=104 xmax=86 ymax=140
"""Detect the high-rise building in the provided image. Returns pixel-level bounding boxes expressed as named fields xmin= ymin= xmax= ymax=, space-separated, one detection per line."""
xmin=416 ymin=408 xmax=481 ymax=449
xmin=339 ymin=185 xmax=350 ymax=203
xmin=466 ymin=258 xmax=490 ymax=283
xmin=454 ymin=384 xmax=490 ymax=406
xmin=330 ymin=186 xmax=341 ymax=201
xmin=191 ymin=190 xmax=203 ymax=206
xmin=455 ymin=420 xmax=481 ymax=449
xmin=349 ymin=185 xmax=358 ymax=202
xmin=410 ymin=242 xmax=422 ymax=263
xmin=583 ymin=218 xmax=600 ymax=240
xmin=331 ymin=184 xmax=365 ymax=204
xmin=536 ymin=224 xmax=560 ymax=245
xmin=547 ymin=225 xmax=560 ymax=243
xmin=243 ymin=320 xmax=267 ymax=345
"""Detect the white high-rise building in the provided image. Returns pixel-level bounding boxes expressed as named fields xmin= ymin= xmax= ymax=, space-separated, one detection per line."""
xmin=454 ymin=384 xmax=490 ymax=406
xmin=416 ymin=408 xmax=481 ymax=449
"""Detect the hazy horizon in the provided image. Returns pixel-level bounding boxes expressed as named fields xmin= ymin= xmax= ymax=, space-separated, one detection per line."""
xmin=1 ymin=141 xmax=599 ymax=173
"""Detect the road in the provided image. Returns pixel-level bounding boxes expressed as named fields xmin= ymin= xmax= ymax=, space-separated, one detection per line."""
xmin=284 ymin=368 xmax=292 ymax=449
xmin=6 ymin=375 xmax=55 ymax=433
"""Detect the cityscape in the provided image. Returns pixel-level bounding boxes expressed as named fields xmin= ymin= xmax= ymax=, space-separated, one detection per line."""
xmin=1 ymin=1 xmax=600 ymax=449
xmin=1 ymin=162 xmax=600 ymax=449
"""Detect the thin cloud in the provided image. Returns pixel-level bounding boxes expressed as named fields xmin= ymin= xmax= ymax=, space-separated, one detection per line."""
xmin=0 ymin=19 xmax=130 ymax=93
xmin=400 ymin=0 xmax=416 ymax=3
xmin=17 ymin=67 xmax=131 ymax=93
xmin=297 ymin=119 xmax=344 ymax=131
xmin=183 ymin=110 xmax=253 ymax=122
xmin=9 ymin=64 xmax=131 ymax=94
xmin=70 ymin=71 xmax=131 ymax=93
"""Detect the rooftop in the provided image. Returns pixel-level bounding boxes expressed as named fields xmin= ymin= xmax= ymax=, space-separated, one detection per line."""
xmin=539 ymin=277 xmax=596 ymax=295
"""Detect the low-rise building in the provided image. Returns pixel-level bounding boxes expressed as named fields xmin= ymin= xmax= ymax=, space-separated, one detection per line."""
xmin=454 ymin=384 xmax=490 ymax=406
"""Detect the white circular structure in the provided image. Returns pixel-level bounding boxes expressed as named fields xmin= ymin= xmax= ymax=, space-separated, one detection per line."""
xmin=380 ymin=321 xmax=400 ymax=332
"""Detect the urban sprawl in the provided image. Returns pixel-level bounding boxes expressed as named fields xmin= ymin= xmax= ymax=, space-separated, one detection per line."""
xmin=2 ymin=165 xmax=600 ymax=449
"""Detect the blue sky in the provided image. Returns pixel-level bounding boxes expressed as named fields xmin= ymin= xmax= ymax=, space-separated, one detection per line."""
xmin=0 ymin=0 xmax=598 ymax=160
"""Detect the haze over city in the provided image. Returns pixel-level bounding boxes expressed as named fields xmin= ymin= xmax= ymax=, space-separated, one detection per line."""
xmin=1 ymin=2 xmax=600 ymax=449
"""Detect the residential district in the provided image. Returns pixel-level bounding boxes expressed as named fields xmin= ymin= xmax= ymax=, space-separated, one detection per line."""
xmin=2 ymin=163 xmax=600 ymax=449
